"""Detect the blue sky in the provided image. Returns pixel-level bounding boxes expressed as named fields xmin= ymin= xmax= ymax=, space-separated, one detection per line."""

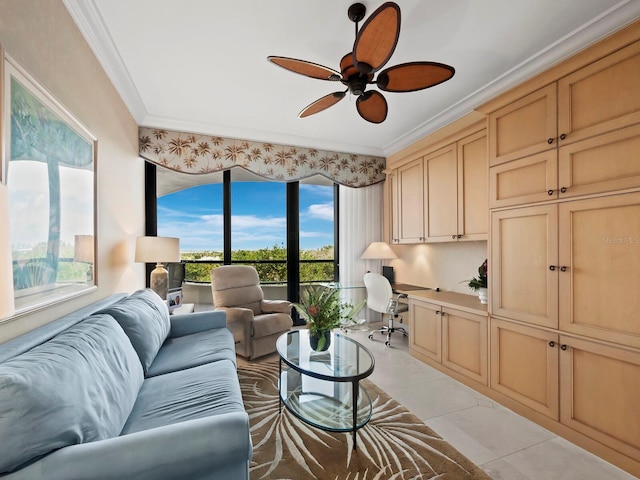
xmin=157 ymin=183 xmax=334 ymax=252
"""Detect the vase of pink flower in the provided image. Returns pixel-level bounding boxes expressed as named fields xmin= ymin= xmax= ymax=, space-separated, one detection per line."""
xmin=464 ymin=259 xmax=488 ymax=304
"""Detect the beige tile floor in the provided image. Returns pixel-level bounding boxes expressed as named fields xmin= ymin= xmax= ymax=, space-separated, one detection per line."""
xmin=341 ymin=325 xmax=639 ymax=480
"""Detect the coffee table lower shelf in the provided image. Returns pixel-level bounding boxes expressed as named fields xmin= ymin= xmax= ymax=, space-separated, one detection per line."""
xmin=279 ymin=367 xmax=372 ymax=448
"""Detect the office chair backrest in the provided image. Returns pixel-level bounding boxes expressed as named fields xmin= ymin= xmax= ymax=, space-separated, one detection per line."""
xmin=363 ymin=272 xmax=394 ymax=314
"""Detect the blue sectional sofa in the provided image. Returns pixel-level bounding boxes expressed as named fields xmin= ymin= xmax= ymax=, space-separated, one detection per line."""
xmin=0 ymin=289 xmax=252 ymax=480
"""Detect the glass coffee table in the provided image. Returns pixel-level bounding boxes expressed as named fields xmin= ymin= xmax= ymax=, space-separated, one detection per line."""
xmin=276 ymin=329 xmax=375 ymax=450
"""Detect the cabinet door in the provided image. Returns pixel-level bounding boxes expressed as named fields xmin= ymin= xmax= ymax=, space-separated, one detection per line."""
xmin=558 ymin=40 xmax=640 ymax=146
xmin=442 ymin=308 xmax=488 ymax=384
xmin=558 ymin=123 xmax=640 ymax=199
xmin=397 ymin=158 xmax=425 ymax=243
xmin=490 ymin=318 xmax=559 ymax=419
xmin=558 ymin=192 xmax=640 ymax=348
xmin=560 ymin=335 xmax=640 ymax=461
xmin=425 ymin=144 xmax=458 ymax=241
xmin=491 ymin=205 xmax=559 ymax=328
xmin=489 ymin=83 xmax=557 ymax=166
xmin=409 ymin=299 xmax=441 ymax=362
xmin=458 ymin=130 xmax=488 ymax=240
xmin=489 ymin=151 xmax=558 ymax=208
xmin=389 ymin=170 xmax=400 ymax=244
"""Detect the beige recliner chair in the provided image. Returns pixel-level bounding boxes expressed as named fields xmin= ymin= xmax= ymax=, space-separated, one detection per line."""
xmin=211 ymin=265 xmax=293 ymax=359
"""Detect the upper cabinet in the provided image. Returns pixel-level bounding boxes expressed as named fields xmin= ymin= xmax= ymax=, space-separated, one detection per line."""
xmin=389 ymin=127 xmax=488 ymax=244
xmin=488 ymin=40 xmax=640 ymax=208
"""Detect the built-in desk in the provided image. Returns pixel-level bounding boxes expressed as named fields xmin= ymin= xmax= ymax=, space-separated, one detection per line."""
xmin=405 ymin=289 xmax=487 ymax=316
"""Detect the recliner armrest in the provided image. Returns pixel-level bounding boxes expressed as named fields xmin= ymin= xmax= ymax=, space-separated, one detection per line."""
xmin=260 ymin=299 xmax=291 ymax=314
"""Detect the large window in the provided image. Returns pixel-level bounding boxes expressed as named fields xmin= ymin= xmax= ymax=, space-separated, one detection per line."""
xmin=155 ymin=167 xmax=336 ymax=289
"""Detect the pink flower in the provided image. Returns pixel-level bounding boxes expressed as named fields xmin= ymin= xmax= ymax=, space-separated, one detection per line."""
xmin=308 ymin=305 xmax=319 ymax=317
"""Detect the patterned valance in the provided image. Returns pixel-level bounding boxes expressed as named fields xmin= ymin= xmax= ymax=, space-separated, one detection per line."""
xmin=138 ymin=127 xmax=385 ymax=188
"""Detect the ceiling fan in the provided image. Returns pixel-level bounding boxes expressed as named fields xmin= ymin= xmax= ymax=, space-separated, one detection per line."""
xmin=268 ymin=2 xmax=455 ymax=124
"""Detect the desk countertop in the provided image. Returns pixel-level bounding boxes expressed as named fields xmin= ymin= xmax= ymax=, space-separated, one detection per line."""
xmin=395 ymin=288 xmax=488 ymax=316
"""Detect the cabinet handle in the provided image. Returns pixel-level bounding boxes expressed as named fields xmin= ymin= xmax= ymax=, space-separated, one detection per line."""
xmin=452 ymin=235 xmax=456 ymax=240
xmin=548 ymin=341 xmax=555 ymax=347
xmin=457 ymin=234 xmax=462 ymax=239
xmin=547 ymin=138 xmax=554 ymax=144
xmin=560 ymin=187 xmax=567 ymax=193
xmin=559 ymin=133 xmax=567 ymax=140
xmin=560 ymin=344 xmax=568 ymax=351
xmin=547 ymin=189 xmax=554 ymax=196
xmin=435 ymin=310 xmax=440 ymax=315
xmin=560 ymin=266 xmax=568 ymax=272
xmin=549 ymin=265 xmax=556 ymax=271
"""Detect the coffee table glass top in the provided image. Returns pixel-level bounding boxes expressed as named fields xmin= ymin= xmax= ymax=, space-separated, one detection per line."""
xmin=276 ymin=329 xmax=375 ymax=382
xmin=276 ymin=329 xmax=375 ymax=434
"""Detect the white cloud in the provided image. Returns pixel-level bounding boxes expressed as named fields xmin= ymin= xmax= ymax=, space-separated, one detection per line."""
xmin=306 ymin=203 xmax=334 ymax=221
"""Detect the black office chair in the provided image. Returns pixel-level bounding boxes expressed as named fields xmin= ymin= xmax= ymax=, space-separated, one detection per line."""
xmin=364 ymin=272 xmax=408 ymax=346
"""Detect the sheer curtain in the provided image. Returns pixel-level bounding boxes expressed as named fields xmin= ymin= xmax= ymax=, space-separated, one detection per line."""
xmin=339 ymin=182 xmax=384 ymax=322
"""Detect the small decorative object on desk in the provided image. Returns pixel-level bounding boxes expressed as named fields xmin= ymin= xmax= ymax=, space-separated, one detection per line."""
xmin=463 ymin=259 xmax=488 ymax=304
xmin=292 ymin=285 xmax=365 ymax=351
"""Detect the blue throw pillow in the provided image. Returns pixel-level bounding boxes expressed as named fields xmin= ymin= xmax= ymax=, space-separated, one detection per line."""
xmin=100 ymin=289 xmax=171 ymax=374
xmin=0 ymin=314 xmax=144 ymax=474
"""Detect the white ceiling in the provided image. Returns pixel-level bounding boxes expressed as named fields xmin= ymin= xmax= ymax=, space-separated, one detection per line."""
xmin=63 ymin=0 xmax=640 ymax=157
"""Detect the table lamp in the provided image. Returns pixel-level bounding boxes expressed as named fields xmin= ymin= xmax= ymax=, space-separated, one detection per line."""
xmin=135 ymin=236 xmax=180 ymax=300
xmin=360 ymin=241 xmax=397 ymax=277
xmin=0 ymin=183 xmax=15 ymax=320
xmin=74 ymin=234 xmax=95 ymax=282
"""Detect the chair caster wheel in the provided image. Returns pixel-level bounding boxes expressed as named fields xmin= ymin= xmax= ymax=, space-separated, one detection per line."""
xmin=368 ymin=334 xmax=373 ymax=340
xmin=385 ymin=341 xmax=390 ymax=346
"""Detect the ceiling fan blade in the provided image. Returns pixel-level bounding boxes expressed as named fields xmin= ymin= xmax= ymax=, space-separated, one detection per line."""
xmin=299 ymin=91 xmax=346 ymax=118
xmin=356 ymin=91 xmax=388 ymax=124
xmin=353 ymin=2 xmax=400 ymax=74
xmin=268 ymin=56 xmax=341 ymax=81
xmin=376 ymin=62 xmax=455 ymax=92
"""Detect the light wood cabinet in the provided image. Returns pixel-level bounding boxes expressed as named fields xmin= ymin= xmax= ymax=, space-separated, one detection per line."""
xmin=488 ymin=83 xmax=557 ymax=166
xmin=558 ymin=192 xmax=640 ymax=349
xmin=424 ymin=144 xmax=458 ymax=241
xmin=390 ymin=129 xmax=488 ymax=244
xmin=490 ymin=318 xmax=559 ymax=419
xmin=490 ymin=205 xmax=559 ymax=329
xmin=457 ymin=130 xmax=489 ymax=241
xmin=557 ymin=40 xmax=640 ymax=145
xmin=409 ymin=299 xmax=441 ymax=361
xmin=490 ymin=123 xmax=640 ymax=207
xmin=394 ymin=158 xmax=425 ymax=243
xmin=442 ymin=307 xmax=488 ymax=384
xmin=410 ymin=297 xmax=488 ymax=384
xmin=559 ymin=335 xmax=640 ymax=462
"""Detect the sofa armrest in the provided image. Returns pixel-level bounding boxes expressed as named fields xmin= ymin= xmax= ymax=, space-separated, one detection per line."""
xmin=12 ymin=413 xmax=251 ymax=480
xmin=168 ymin=311 xmax=227 ymax=338
xmin=260 ymin=299 xmax=291 ymax=314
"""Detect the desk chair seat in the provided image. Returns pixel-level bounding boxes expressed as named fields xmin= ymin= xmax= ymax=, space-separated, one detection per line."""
xmin=363 ymin=272 xmax=408 ymax=346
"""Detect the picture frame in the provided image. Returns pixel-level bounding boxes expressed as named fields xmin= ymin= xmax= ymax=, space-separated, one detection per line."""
xmin=2 ymin=46 xmax=97 ymax=318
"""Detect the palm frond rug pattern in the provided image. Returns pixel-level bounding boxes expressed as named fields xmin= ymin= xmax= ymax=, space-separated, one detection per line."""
xmin=238 ymin=361 xmax=491 ymax=480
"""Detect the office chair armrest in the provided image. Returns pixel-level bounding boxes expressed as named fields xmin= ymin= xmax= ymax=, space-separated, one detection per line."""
xmin=397 ymin=293 xmax=408 ymax=299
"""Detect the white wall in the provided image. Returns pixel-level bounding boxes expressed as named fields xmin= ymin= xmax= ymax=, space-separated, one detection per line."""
xmin=0 ymin=0 xmax=145 ymax=342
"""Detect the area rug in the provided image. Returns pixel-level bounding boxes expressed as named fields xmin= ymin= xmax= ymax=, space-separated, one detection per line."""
xmin=238 ymin=360 xmax=492 ymax=480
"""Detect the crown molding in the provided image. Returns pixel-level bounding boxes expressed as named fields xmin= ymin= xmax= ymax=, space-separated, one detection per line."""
xmin=63 ymin=0 xmax=148 ymax=123
xmin=383 ymin=0 xmax=640 ymax=156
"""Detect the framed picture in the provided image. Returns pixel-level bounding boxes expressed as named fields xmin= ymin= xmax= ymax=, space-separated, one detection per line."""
xmin=2 ymin=46 xmax=97 ymax=317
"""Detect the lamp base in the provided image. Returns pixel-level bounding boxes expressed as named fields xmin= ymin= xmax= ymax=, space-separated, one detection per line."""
xmin=150 ymin=263 xmax=169 ymax=300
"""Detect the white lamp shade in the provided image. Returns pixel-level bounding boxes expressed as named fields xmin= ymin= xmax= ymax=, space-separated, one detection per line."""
xmin=135 ymin=236 xmax=180 ymax=263
xmin=0 ymin=183 xmax=15 ymax=319
xmin=360 ymin=241 xmax=397 ymax=260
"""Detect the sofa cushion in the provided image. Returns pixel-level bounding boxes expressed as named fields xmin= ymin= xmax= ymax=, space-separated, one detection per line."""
xmin=0 ymin=314 xmax=144 ymax=474
xmin=100 ymin=289 xmax=171 ymax=374
xmin=121 ymin=359 xmax=245 ymax=435
xmin=146 ymin=327 xmax=236 ymax=377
